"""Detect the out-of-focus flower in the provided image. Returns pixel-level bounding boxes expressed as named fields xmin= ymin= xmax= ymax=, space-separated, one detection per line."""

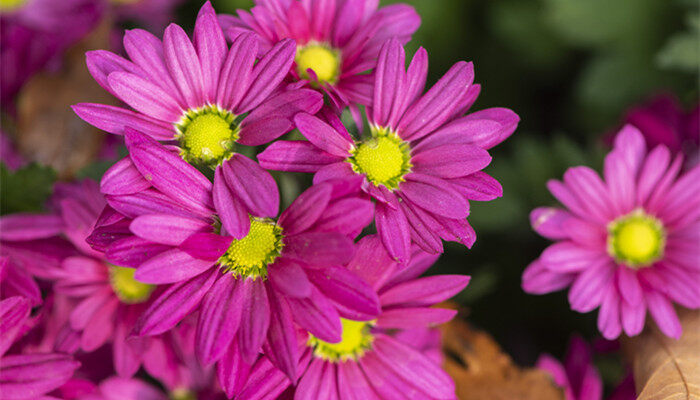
xmin=259 ymin=39 xmax=518 ymax=263
xmin=112 ymin=0 xmax=185 ymax=32
xmin=88 ymin=128 xmax=378 ymax=386
xmin=0 ymin=0 xmax=102 ymax=108
xmin=229 ymin=235 xmax=467 ymax=400
xmin=73 ymin=1 xmax=322 ymax=217
xmin=0 ymin=296 xmax=80 ymax=400
xmin=523 ymin=125 xmax=700 ymax=339
xmin=620 ymin=93 xmax=699 ymax=169
xmin=0 ymin=130 xmax=26 ymax=171
xmin=537 ymin=335 xmax=602 ymax=400
xmin=219 ymin=0 xmax=420 ymax=111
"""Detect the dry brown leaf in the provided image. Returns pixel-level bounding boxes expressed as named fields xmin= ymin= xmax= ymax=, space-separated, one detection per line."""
xmin=15 ymin=18 xmax=116 ymax=178
xmin=441 ymin=312 xmax=564 ymax=400
xmin=623 ymin=308 xmax=700 ymax=400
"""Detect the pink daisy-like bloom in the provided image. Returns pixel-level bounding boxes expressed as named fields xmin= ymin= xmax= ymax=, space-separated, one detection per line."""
xmin=523 ymin=125 xmax=700 ymax=339
xmin=259 ymin=39 xmax=519 ymax=262
xmin=0 ymin=296 xmax=81 ymax=400
xmin=231 ymin=235 xmax=468 ymax=400
xmin=89 ymin=128 xmax=379 ymax=385
xmin=218 ymin=0 xmax=420 ymax=111
xmin=73 ymin=1 xmax=323 ymax=212
xmin=537 ymin=336 xmax=602 ymax=400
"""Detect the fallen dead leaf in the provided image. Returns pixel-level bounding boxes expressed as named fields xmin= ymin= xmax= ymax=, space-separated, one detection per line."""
xmin=15 ymin=18 xmax=117 ymax=178
xmin=623 ymin=308 xmax=700 ymax=400
xmin=441 ymin=311 xmax=564 ymax=400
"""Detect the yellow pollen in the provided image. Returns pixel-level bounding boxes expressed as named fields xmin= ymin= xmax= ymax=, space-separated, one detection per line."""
xmin=348 ymin=128 xmax=412 ymax=190
xmin=296 ymin=44 xmax=340 ymax=85
xmin=170 ymin=388 xmax=196 ymax=400
xmin=308 ymin=319 xmax=374 ymax=362
xmin=109 ymin=266 xmax=155 ymax=304
xmin=607 ymin=209 xmax=666 ymax=268
xmin=218 ymin=218 xmax=283 ymax=279
xmin=0 ymin=0 xmax=26 ymax=10
xmin=177 ymin=106 xmax=239 ymax=167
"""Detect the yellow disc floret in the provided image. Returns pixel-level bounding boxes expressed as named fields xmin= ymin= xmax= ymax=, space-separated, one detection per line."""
xmin=607 ymin=209 xmax=666 ymax=268
xmin=218 ymin=218 xmax=284 ymax=279
xmin=348 ymin=127 xmax=412 ymax=190
xmin=0 ymin=0 xmax=26 ymax=10
xmin=177 ymin=105 xmax=239 ymax=167
xmin=308 ymin=319 xmax=375 ymax=362
xmin=109 ymin=266 xmax=155 ymax=304
xmin=296 ymin=44 xmax=341 ymax=85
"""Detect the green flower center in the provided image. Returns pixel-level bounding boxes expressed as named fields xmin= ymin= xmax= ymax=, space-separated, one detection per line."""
xmin=308 ymin=319 xmax=374 ymax=362
xmin=176 ymin=105 xmax=239 ymax=167
xmin=109 ymin=266 xmax=155 ymax=304
xmin=607 ymin=209 xmax=666 ymax=268
xmin=347 ymin=127 xmax=412 ymax=190
xmin=296 ymin=43 xmax=341 ymax=85
xmin=218 ymin=218 xmax=284 ymax=280
xmin=0 ymin=0 xmax=26 ymax=10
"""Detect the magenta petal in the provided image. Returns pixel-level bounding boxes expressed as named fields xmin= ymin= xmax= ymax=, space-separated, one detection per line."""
xmin=113 ymin=309 xmax=145 ymax=378
xmin=287 ymin=286 xmax=341 ymax=343
xmin=402 ymin=174 xmax=468 ymax=219
xmin=234 ymin=354 xmax=292 ymax=400
xmin=163 ymin=23 xmax=205 ymax=109
xmin=376 ymin=307 xmax=457 ymax=329
xmin=98 ymin=377 xmax=167 ymax=400
xmin=237 ymin=39 xmax=296 ymax=112
xmin=196 ymin=276 xmax=244 ymax=365
xmin=646 ymin=290 xmax=682 ymax=339
xmin=522 ymin=259 xmax=575 ymax=295
xmin=178 ymin=233 xmax=232 ymax=262
xmin=454 ymin=107 xmax=520 ymax=149
xmin=412 ymin=144 xmax=491 ymax=179
xmin=216 ymin=340 xmax=252 ymax=398
xmin=194 ymin=1 xmax=227 ymax=101
xmin=621 ymin=299 xmax=646 ymax=337
xmin=130 ymin=214 xmax=211 ymax=246
xmin=398 ymin=198 xmax=443 ymax=254
xmin=0 ymin=297 xmax=30 ymax=357
xmin=1 ymin=264 xmax=42 ymax=307
xmin=380 ymin=275 xmax=470 ymax=308
xmin=347 ymin=235 xmax=399 ymax=291
xmin=123 ymin=29 xmax=182 ymax=103
xmin=311 ymin=197 xmax=374 ymax=238
xmin=86 ymin=49 xmax=142 ymax=96
xmin=263 ymin=289 xmax=298 ymax=381
xmin=284 ymin=232 xmax=355 ymax=268
xmin=222 ymin=154 xmax=279 ymax=218
xmin=372 ymin=39 xmax=405 ymax=128
xmin=258 ymin=141 xmax=341 ymax=172
xmin=0 ymin=214 xmax=63 ymax=241
xmin=294 ymin=113 xmax=353 ymax=157
xmin=337 ymin=361 xmax=377 ymax=400
xmin=105 ymin=237 xmax=170 ymax=268
xmin=296 ymin=359 xmax=338 ymax=400
xmin=101 ymin=156 xmax=151 ymax=196
xmin=268 ymin=258 xmax=312 ymax=298
xmin=237 ymin=279 xmax=270 ymax=363
xmin=568 ymin=260 xmax=614 ymax=313
xmin=0 ymin=353 xmax=80 ymax=399
xmin=540 ymin=241 xmax=606 ymax=273
xmin=530 ymin=207 xmax=572 ymax=240
xmin=375 ymin=201 xmax=411 ymax=264
xmin=136 ymin=269 xmax=218 ymax=336
xmin=597 ymin=284 xmax=622 ymax=340
xmin=135 ymin=248 xmax=214 ymax=284
xmin=213 ymin=168 xmax=250 ymax=239
xmin=216 ymin=32 xmax=257 ymax=110
xmin=72 ymin=103 xmax=176 ymax=140
xmin=616 ymin=267 xmax=643 ymax=306
xmin=307 ymin=266 xmax=380 ymax=321
xmin=278 ymin=183 xmax=332 ymax=236
xmin=449 ymin=171 xmax=503 ymax=201
xmin=107 ymin=71 xmax=181 ymax=122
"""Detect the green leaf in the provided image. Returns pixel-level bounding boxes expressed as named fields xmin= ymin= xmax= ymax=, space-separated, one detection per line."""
xmin=1 ymin=163 xmax=57 ymax=215
xmin=657 ymin=13 xmax=700 ymax=72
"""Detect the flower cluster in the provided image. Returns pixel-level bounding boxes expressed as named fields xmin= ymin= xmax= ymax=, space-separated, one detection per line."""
xmin=1 ymin=1 xmax=518 ymax=398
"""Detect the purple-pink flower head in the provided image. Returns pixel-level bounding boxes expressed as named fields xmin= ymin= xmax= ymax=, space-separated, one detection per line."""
xmin=72 ymin=1 xmax=322 ymax=178
xmin=523 ymin=125 xmax=700 ymax=339
xmin=235 ymin=235 xmax=468 ymax=400
xmin=218 ymin=0 xmax=420 ymax=109
xmin=537 ymin=336 xmax=602 ymax=400
xmin=91 ymin=128 xmax=379 ymax=385
xmin=259 ymin=39 xmax=519 ymax=263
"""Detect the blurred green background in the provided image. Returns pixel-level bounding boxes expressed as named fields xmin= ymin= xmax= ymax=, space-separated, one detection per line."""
xmin=4 ymin=0 xmax=698 ymax=393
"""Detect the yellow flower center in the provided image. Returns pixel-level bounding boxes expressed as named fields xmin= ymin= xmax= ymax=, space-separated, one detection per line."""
xmin=348 ymin=127 xmax=412 ymax=190
xmin=308 ymin=319 xmax=374 ymax=362
xmin=0 ymin=0 xmax=26 ymax=11
xmin=296 ymin=44 xmax=341 ymax=85
xmin=109 ymin=266 xmax=155 ymax=304
xmin=218 ymin=218 xmax=284 ymax=280
xmin=170 ymin=388 xmax=196 ymax=400
xmin=176 ymin=105 xmax=239 ymax=167
xmin=607 ymin=209 xmax=666 ymax=268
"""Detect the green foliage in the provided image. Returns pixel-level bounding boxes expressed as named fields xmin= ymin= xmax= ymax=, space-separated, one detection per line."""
xmin=657 ymin=13 xmax=700 ymax=72
xmin=0 ymin=163 xmax=56 ymax=215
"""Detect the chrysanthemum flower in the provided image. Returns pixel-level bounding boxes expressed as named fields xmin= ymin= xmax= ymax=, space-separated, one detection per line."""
xmin=73 ymin=1 xmax=323 ymax=221
xmin=537 ymin=336 xmax=602 ymax=400
xmin=218 ymin=0 xmax=420 ymax=110
xmin=259 ymin=39 xmax=518 ymax=262
xmin=0 ymin=296 xmax=80 ymax=400
xmin=227 ymin=235 xmax=468 ymax=400
xmin=90 ymin=128 xmax=379 ymax=383
xmin=523 ymin=125 xmax=700 ymax=339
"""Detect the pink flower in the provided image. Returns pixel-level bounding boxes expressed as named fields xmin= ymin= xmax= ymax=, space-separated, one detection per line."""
xmin=113 ymin=0 xmax=186 ymax=33
xmin=523 ymin=125 xmax=700 ymax=339
xmin=537 ymin=336 xmax=602 ymax=400
xmin=218 ymin=0 xmax=420 ymax=110
xmin=259 ymin=39 xmax=518 ymax=263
